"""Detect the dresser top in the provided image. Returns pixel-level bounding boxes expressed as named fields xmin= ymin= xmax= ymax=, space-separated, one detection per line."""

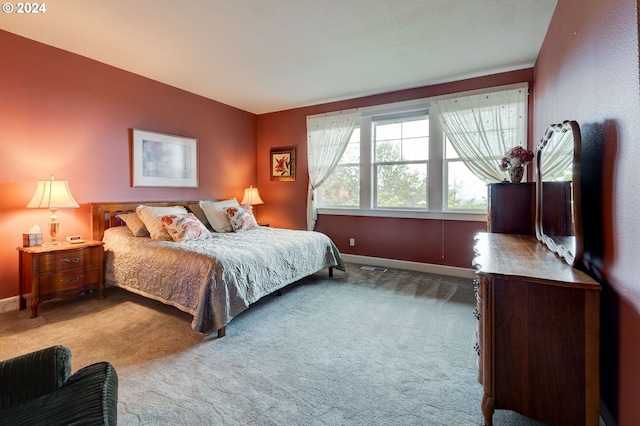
xmin=473 ymin=232 xmax=600 ymax=289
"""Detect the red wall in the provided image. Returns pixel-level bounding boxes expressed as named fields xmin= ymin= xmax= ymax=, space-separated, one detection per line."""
xmin=534 ymin=0 xmax=640 ymax=423
xmin=256 ymin=69 xmax=534 ymax=269
xmin=314 ymin=215 xmax=484 ymax=268
xmin=0 ymin=30 xmax=257 ymax=300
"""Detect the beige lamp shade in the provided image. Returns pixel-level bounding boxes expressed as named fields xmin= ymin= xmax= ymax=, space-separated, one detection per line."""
xmin=27 ymin=177 xmax=79 ymax=209
xmin=27 ymin=176 xmax=79 ymax=244
xmin=241 ymin=186 xmax=264 ymax=206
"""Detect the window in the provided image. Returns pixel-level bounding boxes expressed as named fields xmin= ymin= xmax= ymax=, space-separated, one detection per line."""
xmin=314 ymin=84 xmax=527 ymax=218
xmin=317 ymin=110 xmax=487 ymax=214
xmin=373 ymin=115 xmax=429 ymax=209
xmin=445 ymin=137 xmax=488 ymax=211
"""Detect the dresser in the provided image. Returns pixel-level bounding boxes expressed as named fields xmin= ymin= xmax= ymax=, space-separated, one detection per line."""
xmin=487 ymin=183 xmax=536 ymax=234
xmin=473 ymin=232 xmax=600 ymax=426
xmin=487 ymin=182 xmax=572 ymax=235
xmin=18 ymin=241 xmax=104 ymax=318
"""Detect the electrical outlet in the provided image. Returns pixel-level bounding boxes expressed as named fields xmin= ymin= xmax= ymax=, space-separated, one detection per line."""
xmin=349 ymin=238 xmax=355 ymax=246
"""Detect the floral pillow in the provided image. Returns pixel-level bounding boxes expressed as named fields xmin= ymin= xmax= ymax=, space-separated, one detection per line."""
xmin=225 ymin=205 xmax=258 ymax=232
xmin=136 ymin=205 xmax=188 ymax=241
xmin=161 ymin=213 xmax=211 ymax=242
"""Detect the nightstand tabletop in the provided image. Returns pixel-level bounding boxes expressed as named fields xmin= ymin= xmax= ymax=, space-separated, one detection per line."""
xmin=17 ymin=240 xmax=103 ymax=254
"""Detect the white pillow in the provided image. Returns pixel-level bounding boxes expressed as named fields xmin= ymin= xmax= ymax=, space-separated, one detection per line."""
xmin=136 ymin=205 xmax=188 ymax=241
xmin=199 ymin=199 xmax=239 ymax=233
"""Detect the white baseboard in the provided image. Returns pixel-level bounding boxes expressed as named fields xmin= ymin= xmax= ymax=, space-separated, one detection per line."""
xmin=341 ymin=254 xmax=476 ymax=279
xmin=0 ymin=296 xmax=22 ymax=313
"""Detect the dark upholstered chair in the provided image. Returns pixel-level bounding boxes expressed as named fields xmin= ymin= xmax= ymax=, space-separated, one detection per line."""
xmin=0 ymin=345 xmax=118 ymax=425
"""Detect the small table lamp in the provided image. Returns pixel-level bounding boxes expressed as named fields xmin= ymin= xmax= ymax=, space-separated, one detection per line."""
xmin=27 ymin=176 xmax=80 ymax=245
xmin=241 ymin=185 xmax=264 ymax=213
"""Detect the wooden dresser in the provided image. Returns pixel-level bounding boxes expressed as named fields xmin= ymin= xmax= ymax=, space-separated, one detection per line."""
xmin=487 ymin=183 xmax=536 ymax=234
xmin=487 ymin=182 xmax=572 ymax=235
xmin=473 ymin=232 xmax=600 ymax=426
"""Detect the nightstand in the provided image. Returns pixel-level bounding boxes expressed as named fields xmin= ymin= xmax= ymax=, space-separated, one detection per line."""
xmin=17 ymin=240 xmax=104 ymax=318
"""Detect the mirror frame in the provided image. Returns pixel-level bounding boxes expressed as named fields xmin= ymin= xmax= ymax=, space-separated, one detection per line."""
xmin=535 ymin=120 xmax=583 ymax=267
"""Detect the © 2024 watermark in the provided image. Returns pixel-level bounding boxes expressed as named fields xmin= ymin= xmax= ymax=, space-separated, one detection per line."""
xmin=2 ymin=2 xmax=47 ymax=14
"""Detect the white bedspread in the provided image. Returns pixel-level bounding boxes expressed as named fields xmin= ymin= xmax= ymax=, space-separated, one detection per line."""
xmin=103 ymin=226 xmax=345 ymax=333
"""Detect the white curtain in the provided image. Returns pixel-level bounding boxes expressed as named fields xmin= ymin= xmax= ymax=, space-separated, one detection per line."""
xmin=429 ymin=83 xmax=528 ymax=183
xmin=306 ymin=110 xmax=359 ymax=230
xmin=540 ymin=128 xmax=574 ymax=180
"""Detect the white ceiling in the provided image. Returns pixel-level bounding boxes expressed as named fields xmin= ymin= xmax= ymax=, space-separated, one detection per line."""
xmin=1 ymin=0 xmax=557 ymax=114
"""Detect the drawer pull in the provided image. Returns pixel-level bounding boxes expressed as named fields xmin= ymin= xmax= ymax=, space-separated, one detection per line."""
xmin=61 ymin=256 xmax=82 ymax=264
xmin=62 ymin=276 xmax=83 ymax=285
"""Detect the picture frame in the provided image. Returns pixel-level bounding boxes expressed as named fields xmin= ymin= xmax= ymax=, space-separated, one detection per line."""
xmin=270 ymin=147 xmax=296 ymax=181
xmin=131 ymin=129 xmax=198 ymax=188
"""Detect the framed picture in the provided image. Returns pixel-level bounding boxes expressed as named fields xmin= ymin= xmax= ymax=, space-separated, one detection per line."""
xmin=270 ymin=147 xmax=296 ymax=181
xmin=131 ymin=129 xmax=198 ymax=188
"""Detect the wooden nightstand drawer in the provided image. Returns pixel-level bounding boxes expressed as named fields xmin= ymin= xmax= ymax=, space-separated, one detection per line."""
xmin=39 ymin=247 xmax=102 ymax=274
xmin=39 ymin=266 xmax=101 ymax=293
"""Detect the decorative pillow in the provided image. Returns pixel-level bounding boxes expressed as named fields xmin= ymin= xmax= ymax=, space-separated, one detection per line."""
xmin=225 ymin=205 xmax=258 ymax=232
xmin=199 ymin=199 xmax=240 ymax=233
xmin=161 ymin=213 xmax=211 ymax=242
xmin=187 ymin=202 xmax=211 ymax=229
xmin=116 ymin=213 xmax=150 ymax=237
xmin=136 ymin=205 xmax=188 ymax=241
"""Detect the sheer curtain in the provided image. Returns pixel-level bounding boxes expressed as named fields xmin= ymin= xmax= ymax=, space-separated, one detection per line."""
xmin=540 ymin=129 xmax=574 ymax=180
xmin=306 ymin=110 xmax=359 ymax=230
xmin=429 ymin=83 xmax=528 ymax=183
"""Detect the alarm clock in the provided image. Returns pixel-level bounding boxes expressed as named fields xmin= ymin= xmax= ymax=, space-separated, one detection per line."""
xmin=66 ymin=235 xmax=85 ymax=244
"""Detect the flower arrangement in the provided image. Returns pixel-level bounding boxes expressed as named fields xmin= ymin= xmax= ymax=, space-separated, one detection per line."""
xmin=499 ymin=145 xmax=535 ymax=171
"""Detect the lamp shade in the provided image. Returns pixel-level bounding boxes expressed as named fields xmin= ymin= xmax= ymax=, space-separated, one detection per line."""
xmin=241 ymin=186 xmax=264 ymax=206
xmin=27 ymin=176 xmax=79 ymax=209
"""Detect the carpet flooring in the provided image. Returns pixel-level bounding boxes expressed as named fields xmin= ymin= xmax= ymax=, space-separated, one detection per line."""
xmin=0 ymin=263 xmax=552 ymax=425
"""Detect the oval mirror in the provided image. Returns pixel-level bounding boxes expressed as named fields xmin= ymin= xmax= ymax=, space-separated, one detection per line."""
xmin=535 ymin=120 xmax=583 ymax=267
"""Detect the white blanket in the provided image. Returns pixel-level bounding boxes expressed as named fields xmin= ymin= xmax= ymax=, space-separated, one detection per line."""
xmin=103 ymin=226 xmax=345 ymax=333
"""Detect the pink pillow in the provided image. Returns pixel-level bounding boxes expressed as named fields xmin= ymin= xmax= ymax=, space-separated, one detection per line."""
xmin=225 ymin=205 xmax=258 ymax=232
xmin=161 ymin=213 xmax=210 ymax=242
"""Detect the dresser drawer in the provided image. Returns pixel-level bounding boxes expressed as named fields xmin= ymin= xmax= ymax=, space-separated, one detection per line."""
xmin=39 ymin=247 xmax=102 ymax=274
xmin=39 ymin=265 xmax=101 ymax=294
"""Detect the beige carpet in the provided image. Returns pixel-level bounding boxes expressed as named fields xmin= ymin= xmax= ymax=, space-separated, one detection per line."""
xmin=0 ymin=263 xmax=551 ymax=425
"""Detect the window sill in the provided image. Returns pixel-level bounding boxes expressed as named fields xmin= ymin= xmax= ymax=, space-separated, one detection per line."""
xmin=317 ymin=208 xmax=487 ymax=222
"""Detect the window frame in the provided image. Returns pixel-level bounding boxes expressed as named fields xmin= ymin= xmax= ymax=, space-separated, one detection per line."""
xmin=371 ymin=113 xmax=430 ymax=210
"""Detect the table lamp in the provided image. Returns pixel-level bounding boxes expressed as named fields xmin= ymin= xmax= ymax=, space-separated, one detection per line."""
xmin=241 ymin=185 xmax=264 ymax=213
xmin=27 ymin=176 xmax=80 ymax=245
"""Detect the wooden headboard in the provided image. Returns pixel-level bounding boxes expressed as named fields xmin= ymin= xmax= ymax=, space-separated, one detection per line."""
xmin=90 ymin=201 xmax=199 ymax=241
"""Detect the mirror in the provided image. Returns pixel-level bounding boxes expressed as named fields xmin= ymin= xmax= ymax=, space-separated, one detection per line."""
xmin=535 ymin=120 xmax=583 ymax=267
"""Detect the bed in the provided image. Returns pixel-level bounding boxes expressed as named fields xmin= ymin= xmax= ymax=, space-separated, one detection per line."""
xmin=91 ymin=201 xmax=345 ymax=337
